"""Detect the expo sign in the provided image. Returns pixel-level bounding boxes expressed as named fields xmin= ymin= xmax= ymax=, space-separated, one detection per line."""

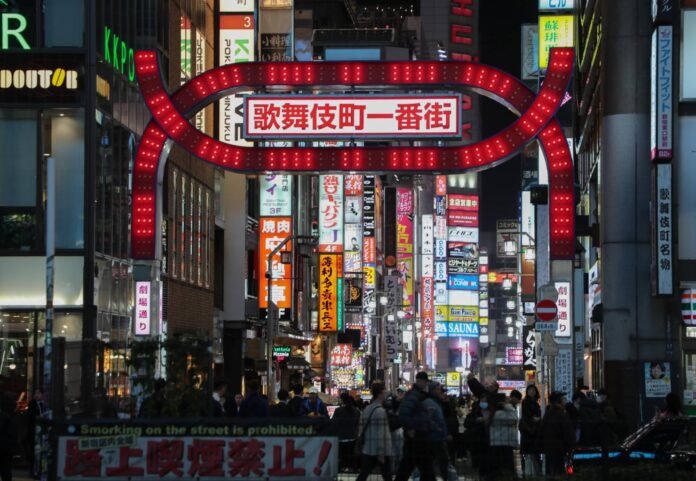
xmin=244 ymin=95 xmax=462 ymax=140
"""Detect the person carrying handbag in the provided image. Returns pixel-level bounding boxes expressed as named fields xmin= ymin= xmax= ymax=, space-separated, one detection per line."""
xmin=355 ymin=383 xmax=392 ymax=481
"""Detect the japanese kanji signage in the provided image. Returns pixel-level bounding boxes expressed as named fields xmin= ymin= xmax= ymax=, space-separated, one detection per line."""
xmin=260 ymin=174 xmax=292 ymax=216
xmin=554 ymin=281 xmax=571 ymax=337
xmin=397 ymin=187 xmax=414 ymax=309
xmin=318 ymin=175 xmax=344 ymax=252
xmin=259 ymin=217 xmax=292 ymax=309
xmin=496 ymin=220 xmax=520 ymax=259
xmin=538 ymin=15 xmax=573 ymax=69
xmin=330 ymin=344 xmax=353 ymax=366
xmin=57 ymin=433 xmax=338 ymax=480
xmin=447 ymin=194 xmax=479 ymax=211
xmin=506 ymin=347 xmax=524 ymax=365
xmin=653 ymin=163 xmax=673 ymax=295
xmin=319 ymin=254 xmax=340 ymax=332
xmin=243 ymin=95 xmax=462 ymax=140
xmin=422 ymin=215 xmax=434 ymax=255
xmin=421 ymin=276 xmax=434 ymax=340
xmin=134 ymin=282 xmax=151 ymax=336
xmin=385 ymin=314 xmax=399 ymax=362
xmin=221 ymin=0 xmax=255 ymax=12
xmin=523 ymin=326 xmax=537 ymax=371
xmin=650 ymin=26 xmax=673 ymax=160
xmin=554 ymin=348 xmax=573 ymax=395
xmin=343 ymin=275 xmax=363 ymax=313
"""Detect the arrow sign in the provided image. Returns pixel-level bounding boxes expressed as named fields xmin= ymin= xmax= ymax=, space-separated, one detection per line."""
xmin=535 ymin=299 xmax=558 ymax=322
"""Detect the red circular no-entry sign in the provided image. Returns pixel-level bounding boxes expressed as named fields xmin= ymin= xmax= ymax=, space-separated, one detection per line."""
xmin=535 ymin=299 xmax=558 ymax=321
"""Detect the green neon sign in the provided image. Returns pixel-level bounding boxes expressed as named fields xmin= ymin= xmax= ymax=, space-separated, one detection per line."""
xmin=103 ymin=26 xmax=135 ymax=82
xmin=1 ymin=13 xmax=31 ymax=50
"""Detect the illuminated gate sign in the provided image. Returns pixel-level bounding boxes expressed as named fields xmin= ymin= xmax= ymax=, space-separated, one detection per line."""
xmin=244 ymin=95 xmax=462 ymax=139
xmin=131 ymin=48 xmax=576 ymax=263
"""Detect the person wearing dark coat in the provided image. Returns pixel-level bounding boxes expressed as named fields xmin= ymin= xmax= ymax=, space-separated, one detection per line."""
xmin=269 ymin=390 xmax=293 ymax=418
xmin=520 ymin=384 xmax=542 ymax=476
xmin=211 ymin=381 xmax=227 ymax=417
xmin=287 ymin=384 xmax=304 ymax=417
xmin=331 ymin=393 xmax=360 ymax=471
xmin=466 ymin=372 xmax=499 ymax=405
xmin=394 ymin=371 xmax=435 ymax=481
xmin=536 ymin=391 xmax=575 ymax=476
xmin=225 ymin=393 xmax=244 ymax=417
xmin=300 ymin=387 xmax=329 ymax=417
xmin=239 ymin=380 xmax=269 ymax=418
xmin=463 ymin=399 xmax=488 ymax=477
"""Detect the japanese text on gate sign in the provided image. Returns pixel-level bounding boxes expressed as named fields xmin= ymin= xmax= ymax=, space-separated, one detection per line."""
xmin=243 ymin=95 xmax=462 ymax=139
xmin=58 ymin=436 xmax=337 ymax=480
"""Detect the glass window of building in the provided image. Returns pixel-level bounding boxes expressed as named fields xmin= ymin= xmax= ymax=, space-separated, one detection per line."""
xmin=44 ymin=0 xmax=85 ymax=47
xmin=42 ymin=109 xmax=85 ymax=249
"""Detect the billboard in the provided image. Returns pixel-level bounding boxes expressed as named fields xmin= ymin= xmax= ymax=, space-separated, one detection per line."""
xmin=260 ymin=174 xmax=292 ymax=216
xmin=319 ymin=175 xmax=344 ymax=252
xmin=447 ymin=194 xmax=479 ymax=211
xmin=435 ymin=321 xmax=480 ymax=338
xmin=447 ymin=274 xmax=479 ymax=291
xmin=259 ymin=217 xmax=292 ymax=309
xmin=448 ymin=226 xmax=479 ymax=243
xmin=397 ymin=187 xmax=414 ymax=309
xmin=244 ymin=95 xmax=462 ymax=139
xmin=554 ymin=281 xmax=571 ymax=337
xmin=319 ymin=254 xmax=342 ymax=332
xmin=218 ymin=14 xmax=255 ymax=146
xmin=653 ymin=164 xmax=673 ymax=295
xmin=539 ymin=15 xmax=573 ymax=69
xmin=650 ymin=26 xmax=673 ymax=160
xmin=448 ymin=211 xmax=478 ymax=227
xmin=496 ymin=220 xmax=519 ymax=258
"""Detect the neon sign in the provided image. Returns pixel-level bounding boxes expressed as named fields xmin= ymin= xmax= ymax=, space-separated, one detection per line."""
xmin=1 ymin=12 xmax=30 ymax=49
xmin=103 ymin=26 xmax=135 ymax=82
xmin=131 ymin=49 xmax=576 ymax=262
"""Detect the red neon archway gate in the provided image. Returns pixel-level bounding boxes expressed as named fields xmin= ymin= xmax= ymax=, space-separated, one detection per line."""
xmin=132 ymin=48 xmax=575 ymax=260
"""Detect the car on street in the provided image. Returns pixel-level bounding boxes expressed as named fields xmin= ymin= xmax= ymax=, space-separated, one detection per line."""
xmin=566 ymin=416 xmax=696 ymax=475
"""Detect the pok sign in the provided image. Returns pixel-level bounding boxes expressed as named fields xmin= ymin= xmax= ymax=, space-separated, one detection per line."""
xmin=244 ymin=95 xmax=461 ymax=140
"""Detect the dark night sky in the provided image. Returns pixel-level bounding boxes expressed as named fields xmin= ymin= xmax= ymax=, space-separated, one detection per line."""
xmin=479 ymin=1 xmax=538 ymax=233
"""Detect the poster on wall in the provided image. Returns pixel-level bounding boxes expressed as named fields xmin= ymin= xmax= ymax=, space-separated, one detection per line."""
xmin=645 ymin=361 xmax=672 ymax=398
xmin=258 ymin=217 xmax=292 ymax=309
xmin=319 ymin=175 xmax=344 ymax=252
xmin=260 ymin=174 xmax=292 ymax=216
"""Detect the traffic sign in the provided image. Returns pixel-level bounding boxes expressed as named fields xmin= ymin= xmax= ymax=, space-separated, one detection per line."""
xmin=535 ymin=299 xmax=558 ymax=321
xmin=535 ymin=321 xmax=558 ymax=332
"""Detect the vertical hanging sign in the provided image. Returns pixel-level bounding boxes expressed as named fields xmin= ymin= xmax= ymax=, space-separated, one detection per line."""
xmin=319 ymin=175 xmax=344 ymax=252
xmin=319 ymin=254 xmax=339 ymax=332
xmin=396 ymin=187 xmax=414 ymax=310
xmin=135 ymin=282 xmax=151 ymax=335
xmin=653 ymin=164 xmax=673 ymax=295
xmin=651 ymin=25 xmax=673 ymax=161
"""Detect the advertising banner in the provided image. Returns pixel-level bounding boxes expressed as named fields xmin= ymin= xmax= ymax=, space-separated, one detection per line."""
xmin=319 ymin=175 xmax=344 ymax=253
xmin=422 ymin=215 xmax=434 ymax=255
xmin=362 ymin=176 xmax=375 ymax=238
xmin=319 ymin=254 xmax=341 ymax=332
xmin=449 ymin=306 xmax=479 ymax=323
xmin=554 ymin=348 xmax=573 ymax=395
xmin=645 ymin=361 xmax=672 ymax=398
xmin=523 ymin=326 xmax=537 ymax=371
xmin=221 ymin=0 xmax=255 ymax=12
xmin=652 ymin=164 xmax=673 ymax=295
xmin=134 ymin=282 xmax=151 ymax=336
xmin=447 ymin=258 xmax=478 ymax=275
xmin=447 ymin=290 xmax=479 ymax=306
xmin=538 ymin=0 xmax=575 ymax=10
xmin=434 ymin=196 xmax=447 ymax=217
xmin=344 ymin=197 xmax=362 ymax=224
xmin=260 ymin=175 xmax=292 ymax=216
xmin=538 ymin=15 xmax=573 ymax=69
xmin=447 ymin=194 xmax=479 ymax=211
xmin=506 ymin=347 xmax=524 ymax=364
xmin=259 ymin=5 xmax=293 ymax=62
xmin=554 ymin=281 xmax=571 ymax=337
xmin=259 ymin=217 xmax=292 ymax=309
xmin=447 ymin=211 xmax=478 ymax=227
xmin=362 ymin=265 xmax=376 ymax=315
xmin=448 ymin=226 xmax=479 ymax=243
xmin=344 ymin=175 xmax=363 ymax=196
xmin=0 ymin=54 xmax=84 ymax=103
xmin=421 ymin=276 xmax=434 ymax=339
xmin=57 ymin=433 xmax=338 ymax=481
xmin=435 ymin=239 xmax=447 ymax=261
xmin=218 ymin=14 xmax=255 ymax=147
xmin=397 ymin=188 xmax=414 ymax=309
xmin=343 ymin=276 xmax=363 ymax=313
xmin=448 ymin=242 xmax=478 ymax=259
xmin=435 ymin=176 xmax=447 ymax=196
xmin=435 ymin=321 xmax=480 ymax=338
xmin=447 ymin=274 xmax=479 ymax=291
xmin=331 ymin=344 xmax=353 ymax=366
xmin=650 ymin=26 xmax=673 ymax=160
xmin=496 ymin=220 xmax=519 ymax=258
xmin=244 ymin=95 xmax=462 ymax=139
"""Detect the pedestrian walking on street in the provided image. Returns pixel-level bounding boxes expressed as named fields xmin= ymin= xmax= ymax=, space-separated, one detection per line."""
xmin=301 ymin=387 xmax=329 ymax=417
xmin=269 ymin=389 xmax=293 ymax=417
xmin=519 ymin=384 xmax=542 ymax=476
xmin=536 ymin=391 xmax=575 ymax=476
xmin=239 ymin=380 xmax=269 ymax=418
xmin=463 ymin=399 xmax=488 ymax=478
xmin=211 ymin=380 xmax=227 ymax=417
xmin=225 ymin=393 xmax=244 ymax=417
xmin=487 ymin=394 xmax=519 ymax=481
xmin=355 ymin=383 xmax=392 ymax=481
xmin=331 ymin=392 xmax=360 ymax=471
xmin=287 ymin=384 xmax=304 ymax=416
xmin=394 ymin=372 xmax=435 ymax=481
xmin=423 ymin=382 xmax=452 ymax=481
